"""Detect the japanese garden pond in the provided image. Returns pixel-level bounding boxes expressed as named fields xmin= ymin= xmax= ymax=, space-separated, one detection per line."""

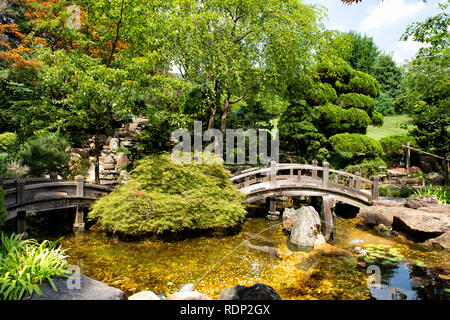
xmin=57 ymin=208 xmax=450 ymax=300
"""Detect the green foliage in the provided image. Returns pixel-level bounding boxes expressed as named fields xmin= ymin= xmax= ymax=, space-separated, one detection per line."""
xmin=374 ymin=93 xmax=395 ymax=116
xmin=0 ymin=233 xmax=69 ymax=300
xmin=0 ymin=153 xmax=10 ymax=178
xmin=344 ymin=158 xmax=386 ymax=178
xmin=0 ymin=188 xmax=6 ymax=229
xmin=379 ymin=186 xmax=416 ymax=198
xmin=136 ymin=111 xmax=192 ymax=156
xmin=305 ymin=82 xmax=338 ymax=106
xmin=379 ymin=133 xmax=416 ymax=166
xmin=89 ymin=153 xmax=247 ymax=237
xmin=342 ymin=71 xmax=380 ymax=98
xmin=338 ymin=93 xmax=375 ymax=115
xmin=344 ymin=31 xmax=380 ymax=75
xmin=410 ymin=185 xmax=449 ymax=204
xmin=371 ymin=111 xmax=384 ymax=127
xmin=0 ymin=133 xmax=16 ymax=153
xmin=19 ymin=133 xmax=70 ymax=178
xmin=329 ymin=133 xmax=383 ymax=157
xmin=372 ymin=54 xmax=405 ymax=108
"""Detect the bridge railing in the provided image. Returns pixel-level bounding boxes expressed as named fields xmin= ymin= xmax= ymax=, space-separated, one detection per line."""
xmin=3 ymin=175 xmax=112 ymax=209
xmin=230 ymin=161 xmax=379 ymax=202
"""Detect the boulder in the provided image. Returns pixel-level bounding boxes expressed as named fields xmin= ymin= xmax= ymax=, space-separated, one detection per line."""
xmin=425 ymin=232 xmax=450 ymax=251
xmin=289 ymin=206 xmax=326 ymax=248
xmin=372 ymin=199 xmax=406 ymax=207
xmin=116 ymin=152 xmax=130 ymax=168
xmin=167 ymin=291 xmax=211 ymax=300
xmin=128 ymin=291 xmax=160 ymax=300
xmin=109 ymin=138 xmax=120 ymax=153
xmin=28 ymin=274 xmax=127 ymax=300
xmin=392 ymin=211 xmax=450 ymax=237
xmin=282 ymin=207 xmax=300 ymax=232
xmin=426 ymin=172 xmax=445 ymax=185
xmin=405 ymin=196 xmax=439 ymax=209
xmin=220 ymin=283 xmax=282 ymax=300
xmin=357 ymin=206 xmax=417 ymax=228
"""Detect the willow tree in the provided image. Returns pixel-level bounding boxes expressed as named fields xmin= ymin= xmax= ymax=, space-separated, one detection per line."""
xmin=167 ymin=0 xmax=323 ymax=133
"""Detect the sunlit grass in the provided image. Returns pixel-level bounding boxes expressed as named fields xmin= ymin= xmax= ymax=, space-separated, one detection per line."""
xmin=367 ymin=115 xmax=411 ymax=140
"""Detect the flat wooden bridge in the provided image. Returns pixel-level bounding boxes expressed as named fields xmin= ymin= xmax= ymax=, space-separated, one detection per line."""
xmin=230 ymin=161 xmax=380 ymax=208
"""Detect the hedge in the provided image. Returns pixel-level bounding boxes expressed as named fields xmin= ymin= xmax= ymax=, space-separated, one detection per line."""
xmin=329 ymin=133 xmax=383 ymax=157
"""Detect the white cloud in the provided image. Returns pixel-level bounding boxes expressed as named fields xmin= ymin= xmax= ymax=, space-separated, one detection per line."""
xmin=360 ymin=0 xmax=425 ymax=33
xmin=391 ymin=51 xmax=405 ymax=66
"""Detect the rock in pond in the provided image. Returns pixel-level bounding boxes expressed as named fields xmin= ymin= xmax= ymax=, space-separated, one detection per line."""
xmin=128 ymin=291 xmax=160 ymax=300
xmin=27 ymin=274 xmax=127 ymax=300
xmin=220 ymin=283 xmax=282 ymax=300
xmin=282 ymin=207 xmax=300 ymax=232
xmin=425 ymin=232 xmax=450 ymax=251
xmin=289 ymin=206 xmax=326 ymax=248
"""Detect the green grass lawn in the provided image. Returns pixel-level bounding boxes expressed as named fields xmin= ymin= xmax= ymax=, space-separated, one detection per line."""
xmin=366 ymin=115 xmax=412 ymax=140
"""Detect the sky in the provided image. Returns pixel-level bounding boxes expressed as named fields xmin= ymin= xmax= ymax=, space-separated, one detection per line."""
xmin=306 ymin=0 xmax=447 ymax=65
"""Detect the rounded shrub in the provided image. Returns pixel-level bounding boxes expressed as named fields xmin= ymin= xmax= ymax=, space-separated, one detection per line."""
xmin=89 ymin=153 xmax=247 ymax=237
xmin=329 ymin=133 xmax=383 ymax=157
xmin=346 ymin=71 xmax=380 ymax=98
xmin=344 ymin=158 xmax=387 ymax=178
xmin=379 ymin=134 xmax=416 ymax=166
xmin=339 ymin=93 xmax=375 ymax=115
xmin=305 ymin=82 xmax=338 ymax=106
xmin=342 ymin=108 xmax=371 ymax=134
xmin=371 ymin=111 xmax=384 ymax=127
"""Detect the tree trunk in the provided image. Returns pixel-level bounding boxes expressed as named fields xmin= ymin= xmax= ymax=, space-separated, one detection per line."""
xmin=94 ymin=130 xmax=101 ymax=184
xmin=220 ymin=92 xmax=232 ymax=135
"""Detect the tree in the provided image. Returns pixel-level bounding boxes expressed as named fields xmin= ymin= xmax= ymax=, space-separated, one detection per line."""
xmin=401 ymin=2 xmax=449 ymax=155
xmin=167 ymin=0 xmax=323 ymax=134
xmin=344 ymin=31 xmax=380 ymax=75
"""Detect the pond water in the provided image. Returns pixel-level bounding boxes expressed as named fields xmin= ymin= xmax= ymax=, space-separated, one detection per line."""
xmin=59 ymin=211 xmax=450 ymax=300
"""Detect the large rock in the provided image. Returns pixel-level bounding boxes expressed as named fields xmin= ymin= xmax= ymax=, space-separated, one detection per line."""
xmin=282 ymin=207 xmax=300 ymax=232
xmin=359 ymin=205 xmax=450 ymax=239
xmin=109 ymin=138 xmax=120 ymax=153
xmin=405 ymin=196 xmax=439 ymax=209
xmin=425 ymin=232 xmax=450 ymax=250
xmin=426 ymin=172 xmax=445 ymax=185
xmin=128 ymin=291 xmax=160 ymax=300
xmin=167 ymin=291 xmax=211 ymax=300
xmin=116 ymin=152 xmax=130 ymax=168
xmin=289 ymin=206 xmax=326 ymax=248
xmin=220 ymin=283 xmax=282 ymax=300
xmin=28 ymin=274 xmax=127 ymax=300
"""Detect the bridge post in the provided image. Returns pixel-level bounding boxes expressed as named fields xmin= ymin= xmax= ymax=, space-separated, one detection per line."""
xmin=355 ymin=173 xmax=361 ymax=190
xmin=75 ymin=175 xmax=84 ymax=197
xmin=16 ymin=179 xmax=25 ymax=204
xmin=17 ymin=210 xmax=26 ymax=235
xmin=372 ymin=176 xmax=380 ymax=201
xmin=74 ymin=175 xmax=85 ymax=233
xmin=50 ymin=172 xmax=58 ymax=182
xmin=322 ymin=162 xmax=329 ymax=188
xmin=312 ymin=160 xmax=318 ymax=180
xmin=270 ymin=161 xmax=277 ymax=188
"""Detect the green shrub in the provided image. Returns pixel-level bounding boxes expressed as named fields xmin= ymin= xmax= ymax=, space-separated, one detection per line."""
xmin=339 ymin=93 xmax=375 ymax=115
xmin=89 ymin=153 xmax=247 ymax=237
xmin=0 ymin=232 xmax=69 ymax=300
xmin=374 ymin=93 xmax=395 ymax=116
xmin=344 ymin=158 xmax=387 ymax=178
xmin=305 ymin=82 xmax=338 ymax=106
xmin=341 ymin=108 xmax=371 ymax=134
xmin=379 ymin=134 xmax=416 ymax=166
xmin=0 ymin=187 xmax=6 ymax=229
xmin=0 ymin=153 xmax=10 ymax=178
xmin=19 ymin=133 xmax=70 ymax=178
xmin=371 ymin=111 xmax=384 ymax=127
xmin=345 ymin=71 xmax=380 ymax=98
xmin=329 ymin=133 xmax=383 ymax=157
xmin=0 ymin=133 xmax=16 ymax=153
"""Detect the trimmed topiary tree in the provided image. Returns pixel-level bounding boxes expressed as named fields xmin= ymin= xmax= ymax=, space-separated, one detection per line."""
xmin=89 ymin=153 xmax=247 ymax=237
xmin=338 ymin=93 xmax=375 ymax=115
xmin=371 ymin=111 xmax=384 ymax=127
xmin=329 ymin=133 xmax=383 ymax=157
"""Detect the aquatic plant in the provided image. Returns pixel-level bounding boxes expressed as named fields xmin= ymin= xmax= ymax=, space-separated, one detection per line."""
xmin=355 ymin=244 xmax=404 ymax=267
xmin=0 ymin=232 xmax=69 ymax=300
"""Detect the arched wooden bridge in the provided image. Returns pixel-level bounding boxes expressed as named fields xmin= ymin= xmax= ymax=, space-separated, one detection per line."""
xmin=1 ymin=175 xmax=112 ymax=230
xmin=230 ymin=161 xmax=380 ymax=208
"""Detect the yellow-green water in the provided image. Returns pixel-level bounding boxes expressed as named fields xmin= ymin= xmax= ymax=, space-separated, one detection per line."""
xmin=60 ymin=216 xmax=450 ymax=300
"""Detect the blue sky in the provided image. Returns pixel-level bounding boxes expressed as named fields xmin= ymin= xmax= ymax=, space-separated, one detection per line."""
xmin=306 ymin=0 xmax=447 ymax=65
